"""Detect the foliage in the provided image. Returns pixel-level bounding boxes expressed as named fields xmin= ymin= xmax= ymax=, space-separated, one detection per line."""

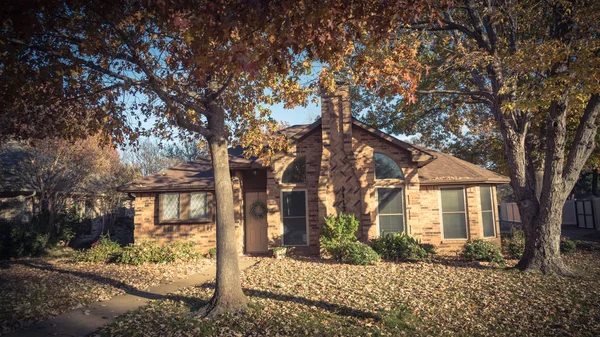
xmin=328 ymin=241 xmax=379 ymax=266
xmin=74 ymin=234 xmax=122 ymax=263
xmin=116 ymin=242 xmax=202 ymax=265
xmin=271 ymin=247 xmax=286 ymax=253
xmin=320 ymin=212 xmax=359 ymax=253
xmin=75 ymin=237 xmax=202 ymax=265
xmin=462 ymin=240 xmax=504 ymax=265
xmin=353 ymin=0 xmax=600 ymax=273
xmin=370 ymin=233 xmax=430 ymax=262
xmin=208 ymin=247 xmax=217 ymax=255
xmin=0 ymin=220 xmax=49 ymax=259
xmin=560 ymin=238 xmax=577 ymax=255
xmin=503 ymin=229 xmax=526 ymax=259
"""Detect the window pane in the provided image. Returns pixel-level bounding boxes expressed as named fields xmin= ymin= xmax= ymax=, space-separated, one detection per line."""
xmin=282 ymin=191 xmax=306 ymax=217
xmin=190 ymin=192 xmax=207 ymax=218
xmin=375 ymin=153 xmax=404 ymax=179
xmin=378 ymin=188 xmax=404 ymax=215
xmin=480 ymin=186 xmax=493 ymax=211
xmin=379 ymin=214 xmax=404 ymax=235
xmin=441 ymin=188 xmax=465 ymax=212
xmin=482 ymin=211 xmax=495 ymax=237
xmin=282 ymin=157 xmax=306 ymax=183
xmin=283 ymin=217 xmax=307 ymax=245
xmin=442 ymin=213 xmax=467 ymax=239
xmin=162 ymin=193 xmax=180 ymax=220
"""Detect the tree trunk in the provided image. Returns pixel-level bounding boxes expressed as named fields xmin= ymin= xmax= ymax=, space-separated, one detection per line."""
xmin=197 ymin=108 xmax=248 ymax=317
xmin=516 ymin=197 xmax=572 ymax=275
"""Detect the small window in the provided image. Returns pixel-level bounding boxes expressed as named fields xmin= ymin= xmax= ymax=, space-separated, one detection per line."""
xmin=282 ymin=156 xmax=306 ymax=183
xmin=440 ymin=188 xmax=468 ymax=239
xmin=480 ymin=186 xmax=495 ymax=237
xmin=190 ymin=192 xmax=207 ymax=219
xmin=281 ymin=190 xmax=308 ymax=245
xmin=374 ymin=153 xmax=404 ymax=180
xmin=162 ymin=193 xmax=180 ymax=220
xmin=377 ymin=188 xmax=405 ymax=235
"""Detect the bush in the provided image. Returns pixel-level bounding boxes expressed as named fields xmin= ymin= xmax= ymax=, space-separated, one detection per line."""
xmin=116 ymin=241 xmax=202 ymax=265
xmin=330 ymin=241 xmax=379 ymax=265
xmin=320 ymin=212 xmax=359 ymax=253
xmin=503 ymin=229 xmax=525 ymax=259
xmin=560 ymin=237 xmax=577 ymax=255
xmin=74 ymin=234 xmax=122 ymax=262
xmin=462 ymin=239 xmax=504 ymax=264
xmin=371 ymin=233 xmax=431 ymax=262
xmin=0 ymin=220 xmax=49 ymax=259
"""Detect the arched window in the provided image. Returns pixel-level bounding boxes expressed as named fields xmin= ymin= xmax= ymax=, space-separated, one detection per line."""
xmin=374 ymin=153 xmax=404 ymax=180
xmin=282 ymin=156 xmax=306 ymax=183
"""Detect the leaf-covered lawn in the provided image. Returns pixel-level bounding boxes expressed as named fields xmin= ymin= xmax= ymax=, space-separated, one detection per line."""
xmin=97 ymin=249 xmax=600 ymax=337
xmin=0 ymin=253 xmax=211 ymax=335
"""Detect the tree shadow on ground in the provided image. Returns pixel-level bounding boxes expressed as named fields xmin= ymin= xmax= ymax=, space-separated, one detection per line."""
xmin=185 ymin=282 xmax=381 ymax=321
xmin=2 ymin=260 xmax=165 ymax=300
xmin=3 ymin=260 xmax=379 ymax=322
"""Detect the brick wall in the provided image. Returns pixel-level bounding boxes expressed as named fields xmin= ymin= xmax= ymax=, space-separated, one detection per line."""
xmin=132 ymin=184 xmax=245 ymax=254
xmin=266 ymin=127 xmax=323 ymax=255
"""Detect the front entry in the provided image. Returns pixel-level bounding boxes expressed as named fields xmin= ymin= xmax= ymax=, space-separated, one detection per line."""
xmin=245 ymin=191 xmax=269 ymax=253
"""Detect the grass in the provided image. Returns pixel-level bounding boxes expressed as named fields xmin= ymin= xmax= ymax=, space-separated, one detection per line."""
xmin=94 ymin=242 xmax=600 ymax=337
xmin=0 ymin=248 xmax=210 ymax=336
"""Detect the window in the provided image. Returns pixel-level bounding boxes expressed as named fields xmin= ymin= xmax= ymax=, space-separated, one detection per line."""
xmin=162 ymin=193 xmax=180 ymax=220
xmin=282 ymin=156 xmax=306 ymax=183
xmin=190 ymin=192 xmax=207 ymax=219
xmin=440 ymin=188 xmax=468 ymax=239
xmin=281 ymin=190 xmax=307 ymax=245
xmin=374 ymin=153 xmax=404 ymax=180
xmin=160 ymin=192 xmax=209 ymax=221
xmin=377 ymin=188 xmax=405 ymax=235
xmin=480 ymin=186 xmax=495 ymax=237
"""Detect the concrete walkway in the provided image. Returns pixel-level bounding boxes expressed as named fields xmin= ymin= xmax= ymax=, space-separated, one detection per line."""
xmin=6 ymin=259 xmax=257 ymax=337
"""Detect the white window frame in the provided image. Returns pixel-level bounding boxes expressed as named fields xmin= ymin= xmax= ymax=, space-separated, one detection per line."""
xmin=375 ymin=186 xmax=407 ymax=236
xmin=280 ymin=188 xmax=309 ymax=246
xmin=373 ymin=152 xmax=404 ymax=181
xmin=480 ymin=186 xmax=496 ymax=238
xmin=439 ymin=187 xmax=469 ymax=240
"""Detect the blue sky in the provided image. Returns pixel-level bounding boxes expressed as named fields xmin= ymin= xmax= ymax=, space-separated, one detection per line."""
xmin=269 ymin=100 xmax=321 ymax=126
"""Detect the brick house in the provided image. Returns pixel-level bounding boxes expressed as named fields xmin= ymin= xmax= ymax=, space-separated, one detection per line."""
xmin=118 ymin=85 xmax=510 ymax=255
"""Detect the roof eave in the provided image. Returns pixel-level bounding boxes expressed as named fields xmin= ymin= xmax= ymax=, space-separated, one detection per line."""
xmin=419 ymin=178 xmax=511 ymax=186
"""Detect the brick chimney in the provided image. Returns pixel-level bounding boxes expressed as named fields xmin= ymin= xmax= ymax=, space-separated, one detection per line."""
xmin=317 ymin=83 xmax=363 ymax=225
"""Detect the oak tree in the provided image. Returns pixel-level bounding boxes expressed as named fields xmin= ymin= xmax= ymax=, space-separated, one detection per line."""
xmin=356 ymin=0 xmax=600 ymax=274
xmin=1 ymin=0 xmax=442 ymax=315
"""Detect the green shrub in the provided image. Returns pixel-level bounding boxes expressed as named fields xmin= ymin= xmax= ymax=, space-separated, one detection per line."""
xmin=330 ymin=241 xmax=379 ymax=265
xmin=116 ymin=241 xmax=202 ymax=265
xmin=0 ymin=220 xmax=49 ymax=259
xmin=503 ymin=229 xmax=525 ymax=259
xmin=320 ymin=212 xmax=359 ymax=253
xmin=370 ymin=233 xmax=430 ymax=261
xmin=208 ymin=247 xmax=217 ymax=255
xmin=560 ymin=237 xmax=577 ymax=255
xmin=462 ymin=239 xmax=504 ymax=264
xmin=74 ymin=234 xmax=122 ymax=263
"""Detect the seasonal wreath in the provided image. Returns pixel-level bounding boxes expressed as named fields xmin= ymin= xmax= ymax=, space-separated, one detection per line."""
xmin=250 ymin=200 xmax=267 ymax=219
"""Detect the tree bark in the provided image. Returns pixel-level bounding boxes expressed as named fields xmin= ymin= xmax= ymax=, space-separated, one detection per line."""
xmin=197 ymin=104 xmax=248 ymax=317
xmin=516 ymin=197 xmax=572 ymax=275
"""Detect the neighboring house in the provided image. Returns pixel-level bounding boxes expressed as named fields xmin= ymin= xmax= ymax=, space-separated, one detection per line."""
xmin=118 ymin=85 xmax=510 ymax=254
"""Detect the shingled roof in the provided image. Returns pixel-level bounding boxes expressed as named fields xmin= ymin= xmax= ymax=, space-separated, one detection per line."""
xmin=118 ymin=121 xmax=509 ymax=192
xmin=117 ymin=148 xmax=259 ymax=192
